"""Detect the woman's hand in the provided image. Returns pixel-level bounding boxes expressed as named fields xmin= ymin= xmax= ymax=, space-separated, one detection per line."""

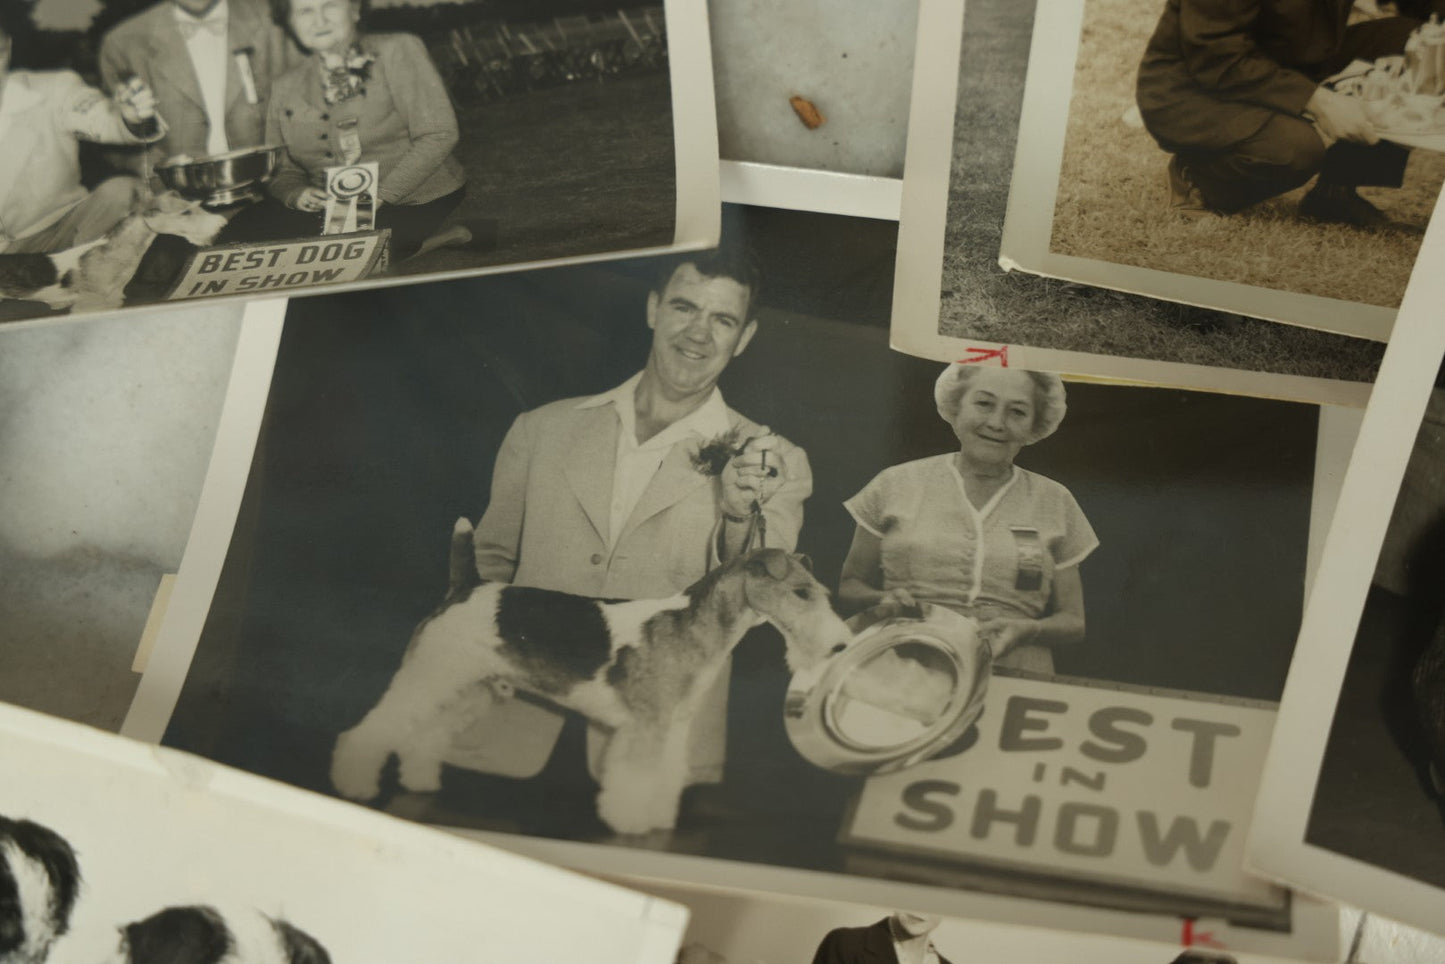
xmin=875 ymin=587 xmax=919 ymax=618
xmin=291 ymin=187 xmax=329 ymax=214
xmin=977 ymin=617 xmax=1040 ymax=659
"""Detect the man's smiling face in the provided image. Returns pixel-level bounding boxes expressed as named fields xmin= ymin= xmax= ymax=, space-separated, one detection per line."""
xmin=644 ymin=262 xmax=756 ymax=402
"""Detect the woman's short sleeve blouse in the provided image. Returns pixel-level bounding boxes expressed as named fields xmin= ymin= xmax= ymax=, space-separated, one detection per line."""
xmin=844 ymin=454 xmax=1098 ymax=621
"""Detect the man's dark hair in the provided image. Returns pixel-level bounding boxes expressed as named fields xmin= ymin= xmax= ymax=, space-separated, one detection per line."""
xmin=652 ymin=245 xmax=763 ymax=318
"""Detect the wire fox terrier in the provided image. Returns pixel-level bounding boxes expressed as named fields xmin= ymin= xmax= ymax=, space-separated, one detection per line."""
xmin=330 ymin=520 xmax=853 ymax=835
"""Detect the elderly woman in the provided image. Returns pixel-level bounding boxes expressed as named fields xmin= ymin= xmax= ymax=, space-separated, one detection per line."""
xmin=839 ymin=365 xmax=1097 ymax=673
xmin=217 ymin=0 xmax=466 ymax=259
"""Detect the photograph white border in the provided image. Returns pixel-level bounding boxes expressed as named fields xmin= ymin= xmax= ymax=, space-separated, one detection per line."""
xmin=124 ymin=289 xmax=1354 ymax=959
xmin=0 ymin=0 xmax=721 ymax=337
xmin=996 ymin=0 xmax=1399 ymax=343
xmin=719 ymin=161 xmax=902 ymax=222
xmin=888 ymin=0 xmax=1377 ymax=410
xmin=1248 ymin=191 xmax=1445 ymax=937
xmin=6 ymin=700 xmax=688 ymax=963
xmin=620 ymin=872 xmax=1347 ymax=964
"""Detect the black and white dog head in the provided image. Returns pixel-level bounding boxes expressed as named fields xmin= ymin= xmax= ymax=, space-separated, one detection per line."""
xmin=109 ymin=906 xmax=331 ymax=964
xmin=0 ymin=816 xmax=81 ymax=964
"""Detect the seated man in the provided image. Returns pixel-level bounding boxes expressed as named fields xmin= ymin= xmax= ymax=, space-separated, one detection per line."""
xmin=468 ymin=248 xmax=811 ymax=823
xmin=0 ymin=17 xmax=161 ymax=254
xmin=1137 ymin=0 xmax=1424 ymax=225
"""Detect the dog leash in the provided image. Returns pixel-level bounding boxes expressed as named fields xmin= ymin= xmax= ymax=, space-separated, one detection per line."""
xmin=736 ymin=448 xmax=770 ymax=554
xmin=118 ymin=73 xmax=158 ymax=201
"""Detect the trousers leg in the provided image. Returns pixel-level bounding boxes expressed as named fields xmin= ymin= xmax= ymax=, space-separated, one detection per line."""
xmin=1178 ymin=113 xmax=1327 ymax=212
xmin=9 ymin=177 xmax=143 ymax=254
xmin=375 ymin=188 xmax=466 ymax=261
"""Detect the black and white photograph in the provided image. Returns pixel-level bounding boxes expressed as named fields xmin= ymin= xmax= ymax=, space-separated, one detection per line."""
xmin=0 ymin=699 xmax=688 ymax=963
xmin=115 ymin=202 xmax=1347 ymax=955
xmin=708 ymin=0 xmax=916 ymax=182
xmin=0 ymin=0 xmax=716 ymax=328
xmin=625 ymin=878 xmax=1336 ymax=964
xmin=996 ymin=0 xmax=1445 ymax=340
xmin=889 ymin=0 xmax=1393 ymax=406
xmin=1250 ymin=191 xmax=1445 ymax=937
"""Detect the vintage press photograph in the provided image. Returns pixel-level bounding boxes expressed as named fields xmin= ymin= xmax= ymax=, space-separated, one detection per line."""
xmin=1250 ymin=201 xmax=1445 ymax=937
xmin=125 ymin=205 xmax=1338 ymax=954
xmin=0 ymin=0 xmax=712 ymax=327
xmin=1002 ymin=0 xmax=1445 ymax=337
xmin=628 ymin=878 xmax=1338 ymax=964
xmin=0 ymin=701 xmax=687 ymax=964
xmin=890 ymin=0 xmax=1391 ymax=404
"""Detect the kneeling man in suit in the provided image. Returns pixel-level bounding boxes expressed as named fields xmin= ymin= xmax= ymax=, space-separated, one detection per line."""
xmin=1137 ymin=0 xmax=1425 ymax=225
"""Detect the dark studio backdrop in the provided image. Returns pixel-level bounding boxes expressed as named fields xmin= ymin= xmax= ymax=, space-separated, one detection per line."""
xmin=163 ymin=204 xmax=1318 ymax=875
xmin=1306 ymin=362 xmax=1445 ymax=889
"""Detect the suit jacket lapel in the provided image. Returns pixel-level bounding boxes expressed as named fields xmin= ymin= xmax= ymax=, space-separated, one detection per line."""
xmin=865 ymin=919 xmax=900 ymax=963
xmin=563 ymin=407 xmax=619 ymax=546
xmin=616 ymin=440 xmax=710 ymax=546
xmin=146 ymin=14 xmax=207 ymax=112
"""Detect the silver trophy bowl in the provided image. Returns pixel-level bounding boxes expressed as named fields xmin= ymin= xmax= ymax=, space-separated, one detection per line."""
xmin=156 ymin=145 xmax=284 ymax=207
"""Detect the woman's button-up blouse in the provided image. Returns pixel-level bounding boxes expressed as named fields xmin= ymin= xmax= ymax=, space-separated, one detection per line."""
xmin=844 ymin=454 xmax=1098 ymax=625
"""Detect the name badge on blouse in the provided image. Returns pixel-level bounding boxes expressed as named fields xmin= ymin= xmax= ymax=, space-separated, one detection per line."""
xmin=1010 ymin=526 xmax=1044 ymax=592
xmin=337 ymin=116 xmax=364 ymax=165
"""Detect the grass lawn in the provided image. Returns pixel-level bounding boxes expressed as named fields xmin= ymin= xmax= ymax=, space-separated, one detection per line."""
xmin=940 ymin=0 xmax=1386 ymax=382
xmin=1052 ymin=0 xmax=1445 ymax=309
xmin=397 ymin=70 xmax=676 ymax=277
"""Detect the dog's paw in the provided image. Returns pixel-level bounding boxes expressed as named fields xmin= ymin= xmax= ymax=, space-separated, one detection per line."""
xmin=330 ymin=732 xmax=383 ymax=801
xmin=396 ymin=754 xmax=444 ymax=794
xmin=330 ymin=764 xmax=382 ymax=802
xmin=596 ymin=786 xmax=659 ymax=836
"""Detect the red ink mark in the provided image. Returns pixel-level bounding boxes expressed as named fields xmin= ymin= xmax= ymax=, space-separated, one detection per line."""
xmin=1180 ymin=919 xmax=1224 ymax=949
xmin=957 ymin=345 xmax=1009 ymax=366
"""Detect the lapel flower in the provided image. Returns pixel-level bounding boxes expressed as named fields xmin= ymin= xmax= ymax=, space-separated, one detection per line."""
xmin=321 ymin=45 xmax=376 ymax=105
xmin=690 ymin=427 xmax=748 ymax=477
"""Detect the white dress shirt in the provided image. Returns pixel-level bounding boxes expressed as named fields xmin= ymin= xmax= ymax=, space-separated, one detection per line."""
xmin=173 ymin=0 xmax=231 ymax=155
xmin=577 ymin=372 xmax=733 ymax=550
xmin=891 ymin=937 xmax=941 ymax=964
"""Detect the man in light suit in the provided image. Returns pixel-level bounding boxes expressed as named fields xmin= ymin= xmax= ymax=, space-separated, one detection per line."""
xmin=99 ymin=0 xmax=297 ymax=164
xmin=469 ymin=248 xmax=812 ymax=798
xmin=811 ymin=912 xmax=953 ymax=964
xmin=0 ymin=18 xmax=161 ymax=254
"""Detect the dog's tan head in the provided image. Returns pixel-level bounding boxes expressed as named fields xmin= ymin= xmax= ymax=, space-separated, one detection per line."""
xmin=739 ymin=548 xmax=854 ymax=674
xmin=142 ymin=192 xmax=228 ymax=245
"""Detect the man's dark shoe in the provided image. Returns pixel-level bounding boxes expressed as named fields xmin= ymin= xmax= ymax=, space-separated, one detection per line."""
xmin=1298 ymin=184 xmax=1389 ymax=228
xmin=1166 ymin=155 xmax=1211 ymax=217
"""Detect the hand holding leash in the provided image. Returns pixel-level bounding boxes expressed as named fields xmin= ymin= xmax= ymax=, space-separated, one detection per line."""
xmin=114 ymin=75 xmax=158 ymax=129
xmin=719 ymin=431 xmax=786 ymax=519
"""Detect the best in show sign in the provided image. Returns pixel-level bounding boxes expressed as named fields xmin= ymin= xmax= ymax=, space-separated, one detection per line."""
xmin=167 ymin=231 xmax=389 ymax=301
xmin=843 ymin=673 xmax=1281 ymax=910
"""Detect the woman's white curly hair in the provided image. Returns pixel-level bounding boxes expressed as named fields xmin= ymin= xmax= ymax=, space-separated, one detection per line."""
xmin=934 ymin=364 xmax=1068 ymax=445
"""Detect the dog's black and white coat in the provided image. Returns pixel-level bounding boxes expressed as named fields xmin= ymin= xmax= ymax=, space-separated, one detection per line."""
xmin=0 ymin=817 xmax=81 ymax=964
xmin=108 ymin=906 xmax=331 ymax=964
xmin=332 ymin=525 xmax=855 ymax=835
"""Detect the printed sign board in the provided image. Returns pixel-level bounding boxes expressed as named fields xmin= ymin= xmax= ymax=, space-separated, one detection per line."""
xmin=167 ymin=231 xmax=390 ymax=301
xmin=845 ymin=673 xmax=1281 ymax=909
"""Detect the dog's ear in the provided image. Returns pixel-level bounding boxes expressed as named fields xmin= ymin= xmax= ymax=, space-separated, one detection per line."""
xmin=745 ymin=549 xmax=790 ymax=581
xmin=791 ymin=553 xmax=814 ymax=573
